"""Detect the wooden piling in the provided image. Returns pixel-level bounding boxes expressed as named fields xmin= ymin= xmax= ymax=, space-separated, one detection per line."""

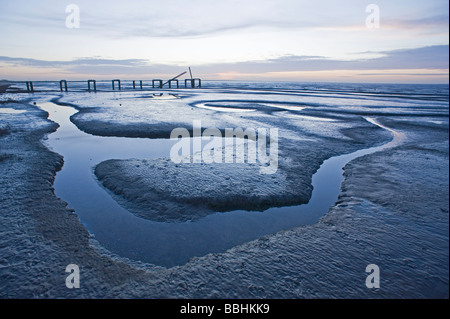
xmin=26 ymin=81 xmax=34 ymax=92
xmin=168 ymin=79 xmax=179 ymax=88
xmin=152 ymin=79 xmax=163 ymax=88
xmin=87 ymin=80 xmax=97 ymax=92
xmin=184 ymin=78 xmax=201 ymax=88
xmin=112 ymin=79 xmax=121 ymax=90
xmin=60 ymin=80 xmax=68 ymax=92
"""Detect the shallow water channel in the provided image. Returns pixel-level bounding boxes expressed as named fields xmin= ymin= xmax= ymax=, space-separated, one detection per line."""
xmin=39 ymin=101 xmax=403 ymax=267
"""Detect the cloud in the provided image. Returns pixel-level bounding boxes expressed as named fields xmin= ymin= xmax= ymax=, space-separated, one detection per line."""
xmin=0 ymin=0 xmax=313 ymax=39
xmin=0 ymin=45 xmax=448 ymax=79
xmin=380 ymin=14 xmax=449 ymax=37
xmin=386 ymin=14 xmax=449 ymax=29
xmin=0 ymin=56 xmax=185 ymax=77
xmin=0 ymin=56 xmax=149 ymax=68
xmin=195 ymin=45 xmax=449 ymax=73
xmin=7 ymin=0 xmax=446 ymax=40
xmin=365 ymin=45 xmax=449 ymax=69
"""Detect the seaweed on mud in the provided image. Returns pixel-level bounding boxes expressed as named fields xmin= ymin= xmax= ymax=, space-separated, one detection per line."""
xmin=0 ymin=126 xmax=11 ymax=136
xmin=0 ymin=153 xmax=16 ymax=162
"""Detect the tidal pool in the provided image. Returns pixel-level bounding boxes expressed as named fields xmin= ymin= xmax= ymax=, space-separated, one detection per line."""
xmin=40 ymin=101 xmax=404 ymax=267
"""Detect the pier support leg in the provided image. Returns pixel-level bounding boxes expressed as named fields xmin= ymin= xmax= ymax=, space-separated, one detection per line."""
xmin=25 ymin=81 xmax=34 ymax=92
xmin=184 ymin=79 xmax=201 ymax=88
xmin=152 ymin=79 xmax=163 ymax=88
xmin=168 ymin=79 xmax=179 ymax=88
xmin=88 ymin=80 xmax=97 ymax=92
xmin=60 ymin=80 xmax=68 ymax=92
xmin=112 ymin=79 xmax=121 ymax=90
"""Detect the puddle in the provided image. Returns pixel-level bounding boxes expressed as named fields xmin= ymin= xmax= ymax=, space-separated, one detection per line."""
xmin=150 ymin=93 xmax=180 ymax=100
xmin=280 ymin=112 xmax=337 ymax=122
xmin=39 ymin=101 xmax=404 ymax=267
xmin=0 ymin=108 xmax=27 ymax=114
xmin=261 ymin=103 xmax=307 ymax=111
xmin=194 ymin=103 xmax=255 ymax=112
xmin=193 ymin=102 xmax=308 ymax=113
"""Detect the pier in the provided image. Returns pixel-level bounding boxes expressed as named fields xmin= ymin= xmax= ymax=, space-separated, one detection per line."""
xmin=16 ymin=77 xmax=203 ymax=93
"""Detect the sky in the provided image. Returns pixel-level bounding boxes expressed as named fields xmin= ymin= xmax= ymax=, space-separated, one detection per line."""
xmin=0 ymin=0 xmax=448 ymax=83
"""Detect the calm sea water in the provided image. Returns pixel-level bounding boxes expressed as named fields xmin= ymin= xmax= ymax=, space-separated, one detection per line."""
xmin=7 ymin=80 xmax=450 ymax=98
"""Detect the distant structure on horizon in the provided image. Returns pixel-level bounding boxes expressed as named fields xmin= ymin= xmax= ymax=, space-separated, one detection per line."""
xmin=12 ymin=68 xmax=202 ymax=93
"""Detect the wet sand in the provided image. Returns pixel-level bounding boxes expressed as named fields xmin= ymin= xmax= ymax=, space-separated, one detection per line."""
xmin=0 ymin=87 xmax=448 ymax=298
